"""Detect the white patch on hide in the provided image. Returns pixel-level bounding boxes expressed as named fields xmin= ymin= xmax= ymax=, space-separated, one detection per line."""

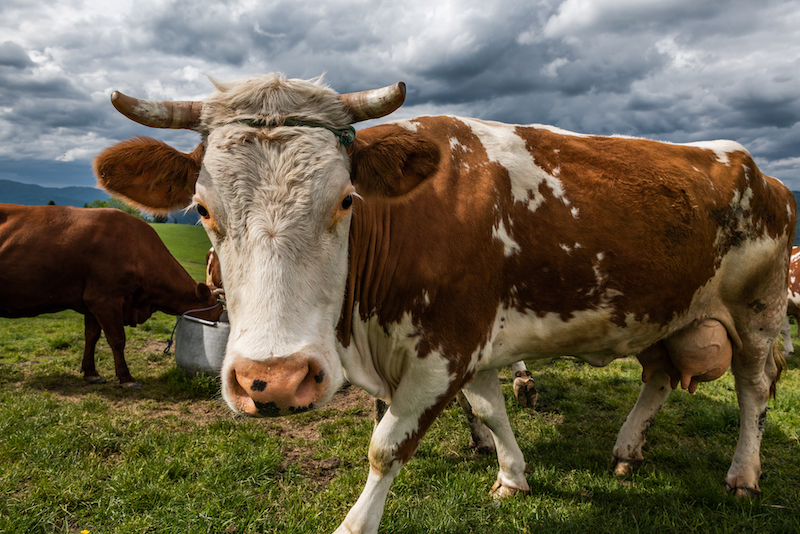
xmin=493 ymin=219 xmax=521 ymax=257
xmin=683 ymin=139 xmax=746 ymax=165
xmin=459 ymin=117 xmax=568 ymax=213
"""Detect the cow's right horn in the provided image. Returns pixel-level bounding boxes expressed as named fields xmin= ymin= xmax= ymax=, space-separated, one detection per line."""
xmin=110 ymin=91 xmax=203 ymax=130
xmin=339 ymin=82 xmax=406 ymax=123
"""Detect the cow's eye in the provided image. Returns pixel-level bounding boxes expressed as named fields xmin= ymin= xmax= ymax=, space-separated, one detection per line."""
xmin=340 ymin=194 xmax=353 ymax=211
xmin=196 ymin=204 xmax=210 ymax=218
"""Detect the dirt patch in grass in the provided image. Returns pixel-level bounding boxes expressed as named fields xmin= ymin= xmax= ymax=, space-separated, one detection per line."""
xmin=270 ymin=385 xmax=375 ymax=442
xmin=264 ymin=385 xmax=376 ymax=487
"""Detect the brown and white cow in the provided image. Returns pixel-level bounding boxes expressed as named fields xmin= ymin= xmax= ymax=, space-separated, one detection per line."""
xmin=94 ymin=74 xmax=794 ymax=533
xmin=205 ymin=247 xmax=223 ymax=294
xmin=206 ymin=243 xmax=532 ymax=450
xmin=781 ymin=246 xmax=800 ymax=355
xmin=0 ymin=204 xmax=223 ymax=387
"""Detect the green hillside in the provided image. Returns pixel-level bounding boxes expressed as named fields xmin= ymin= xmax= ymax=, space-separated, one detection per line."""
xmin=149 ymin=223 xmax=212 ymax=282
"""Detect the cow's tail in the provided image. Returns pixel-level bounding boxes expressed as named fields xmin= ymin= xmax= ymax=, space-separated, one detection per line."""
xmin=770 ymin=341 xmax=786 ymax=399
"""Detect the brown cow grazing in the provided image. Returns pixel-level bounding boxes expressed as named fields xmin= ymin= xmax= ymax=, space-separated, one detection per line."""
xmin=0 ymin=204 xmax=223 ymax=388
xmin=94 ymin=74 xmax=794 ymax=533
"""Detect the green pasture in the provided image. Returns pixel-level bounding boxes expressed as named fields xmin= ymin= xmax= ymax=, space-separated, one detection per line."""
xmin=0 ymin=223 xmax=798 ymax=532
xmin=148 ymin=222 xmax=212 ymax=282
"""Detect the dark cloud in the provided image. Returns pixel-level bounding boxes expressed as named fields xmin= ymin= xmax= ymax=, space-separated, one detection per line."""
xmin=0 ymin=41 xmax=33 ymax=68
xmin=0 ymin=0 xmax=799 ymax=190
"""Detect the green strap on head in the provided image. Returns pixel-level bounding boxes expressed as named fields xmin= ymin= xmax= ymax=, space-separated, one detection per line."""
xmin=234 ymin=118 xmax=356 ymax=147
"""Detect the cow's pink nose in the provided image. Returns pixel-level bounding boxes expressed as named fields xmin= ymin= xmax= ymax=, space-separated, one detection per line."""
xmin=226 ymin=354 xmax=327 ymax=417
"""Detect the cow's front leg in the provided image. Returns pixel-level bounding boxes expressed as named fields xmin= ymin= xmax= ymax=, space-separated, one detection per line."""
xmin=461 ymin=368 xmax=529 ymax=497
xmin=611 ymin=369 xmax=672 ymax=475
xmin=336 ymin=367 xmax=459 ymax=533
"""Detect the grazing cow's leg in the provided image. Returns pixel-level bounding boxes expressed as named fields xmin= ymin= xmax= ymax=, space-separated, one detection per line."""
xmin=455 ymin=391 xmax=496 ymax=453
xmin=611 ymin=369 xmax=672 ymax=475
xmin=725 ymin=341 xmax=782 ymax=497
xmin=511 ymin=361 xmax=538 ymax=408
xmin=780 ymin=316 xmax=794 ymax=357
xmin=91 ymin=306 xmax=138 ymax=388
xmin=81 ymin=314 xmax=106 ymax=384
xmin=461 ymin=369 xmax=530 ymax=497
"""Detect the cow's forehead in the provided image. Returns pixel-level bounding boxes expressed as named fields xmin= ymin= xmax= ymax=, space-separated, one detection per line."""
xmin=197 ymin=126 xmax=351 ymax=236
xmin=200 ymin=74 xmax=352 ymax=131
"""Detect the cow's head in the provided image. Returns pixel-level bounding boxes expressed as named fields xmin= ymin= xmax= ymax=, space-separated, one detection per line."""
xmin=94 ymin=74 xmax=406 ymax=416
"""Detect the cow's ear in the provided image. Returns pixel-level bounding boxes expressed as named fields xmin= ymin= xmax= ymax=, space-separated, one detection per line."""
xmin=349 ymin=125 xmax=440 ymax=197
xmin=93 ymin=136 xmax=203 ymax=214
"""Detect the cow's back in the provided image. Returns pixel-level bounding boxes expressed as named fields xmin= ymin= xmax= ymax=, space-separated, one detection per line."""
xmin=0 ymin=204 xmax=188 ymax=318
xmin=348 ymin=118 xmax=796 ymax=363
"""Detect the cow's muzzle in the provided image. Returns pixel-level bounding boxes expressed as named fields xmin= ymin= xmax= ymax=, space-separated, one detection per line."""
xmin=224 ymin=352 xmax=329 ymax=417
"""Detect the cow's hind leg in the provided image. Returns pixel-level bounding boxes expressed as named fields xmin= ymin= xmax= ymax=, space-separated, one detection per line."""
xmin=511 ymin=361 xmax=538 ymax=408
xmin=461 ymin=368 xmax=529 ymax=497
xmin=455 ymin=391 xmax=496 ymax=453
xmin=780 ymin=316 xmax=794 ymax=357
xmin=81 ymin=314 xmax=106 ymax=384
xmin=611 ymin=368 xmax=672 ymax=475
xmin=726 ymin=339 xmax=782 ymax=497
xmin=91 ymin=304 xmax=139 ymax=388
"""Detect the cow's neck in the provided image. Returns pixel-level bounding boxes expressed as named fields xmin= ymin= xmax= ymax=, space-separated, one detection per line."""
xmin=337 ymin=196 xmax=396 ymax=347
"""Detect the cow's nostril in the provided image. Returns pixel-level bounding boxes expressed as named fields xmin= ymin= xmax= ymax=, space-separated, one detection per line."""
xmin=224 ymin=352 xmax=332 ymax=417
xmin=227 ymin=367 xmax=258 ymax=416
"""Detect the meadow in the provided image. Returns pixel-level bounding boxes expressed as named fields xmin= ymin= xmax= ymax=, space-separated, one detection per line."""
xmin=0 ymin=223 xmax=798 ymax=533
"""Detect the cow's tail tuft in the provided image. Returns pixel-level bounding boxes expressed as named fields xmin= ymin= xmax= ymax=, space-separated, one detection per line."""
xmin=770 ymin=341 xmax=786 ymax=400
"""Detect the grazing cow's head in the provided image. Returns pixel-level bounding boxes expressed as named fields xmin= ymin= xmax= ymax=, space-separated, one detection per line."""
xmin=94 ymin=74 xmax=406 ymax=416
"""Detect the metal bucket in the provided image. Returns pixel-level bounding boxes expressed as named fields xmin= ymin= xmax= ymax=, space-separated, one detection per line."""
xmin=174 ymin=313 xmax=230 ymax=376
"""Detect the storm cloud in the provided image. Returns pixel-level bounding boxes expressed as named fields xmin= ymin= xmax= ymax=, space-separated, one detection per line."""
xmin=1 ymin=0 xmax=799 ymax=189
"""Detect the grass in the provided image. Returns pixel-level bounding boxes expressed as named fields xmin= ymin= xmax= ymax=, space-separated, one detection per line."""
xmin=148 ymin=222 xmax=212 ymax=282
xmin=0 ymin=224 xmax=798 ymax=532
xmin=0 ymin=310 xmax=798 ymax=533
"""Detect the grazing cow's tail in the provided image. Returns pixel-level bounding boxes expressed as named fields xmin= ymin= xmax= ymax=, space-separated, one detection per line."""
xmin=770 ymin=341 xmax=786 ymax=399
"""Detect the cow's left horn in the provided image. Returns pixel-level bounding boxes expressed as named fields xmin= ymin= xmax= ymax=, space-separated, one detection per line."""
xmin=339 ymin=82 xmax=406 ymax=123
xmin=110 ymin=91 xmax=203 ymax=130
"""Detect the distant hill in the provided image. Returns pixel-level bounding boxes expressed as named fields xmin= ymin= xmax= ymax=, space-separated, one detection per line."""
xmin=0 ymin=178 xmax=797 ymax=236
xmin=0 ymin=179 xmax=199 ymax=224
xmin=0 ymin=179 xmax=109 ymax=207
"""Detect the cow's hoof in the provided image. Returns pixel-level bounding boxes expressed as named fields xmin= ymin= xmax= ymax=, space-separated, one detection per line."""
xmin=84 ymin=375 xmax=107 ymax=385
xmin=513 ymin=371 xmax=538 ymax=408
xmin=469 ymin=438 xmax=496 ymax=455
xmin=610 ymin=456 xmax=641 ymax=476
xmin=725 ymin=478 xmax=761 ymax=498
xmin=490 ymin=479 xmax=529 ymax=499
xmin=121 ymin=381 xmax=142 ymax=389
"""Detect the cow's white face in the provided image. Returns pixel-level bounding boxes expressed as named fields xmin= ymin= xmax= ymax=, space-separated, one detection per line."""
xmin=194 ymin=125 xmax=354 ymax=416
xmin=94 ymin=74 xmax=406 ymax=416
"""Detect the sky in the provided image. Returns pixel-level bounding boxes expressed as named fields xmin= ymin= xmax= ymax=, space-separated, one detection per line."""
xmin=1 ymin=0 xmax=800 ymax=190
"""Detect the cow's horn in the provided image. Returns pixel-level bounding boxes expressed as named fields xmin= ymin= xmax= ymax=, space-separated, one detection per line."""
xmin=110 ymin=91 xmax=203 ymax=129
xmin=339 ymin=82 xmax=406 ymax=123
